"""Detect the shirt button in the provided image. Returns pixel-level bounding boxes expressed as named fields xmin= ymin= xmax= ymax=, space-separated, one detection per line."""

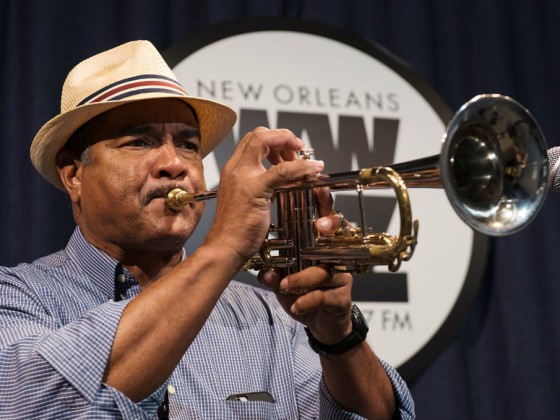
xmin=117 ymin=273 xmax=126 ymax=283
xmin=167 ymin=384 xmax=176 ymax=394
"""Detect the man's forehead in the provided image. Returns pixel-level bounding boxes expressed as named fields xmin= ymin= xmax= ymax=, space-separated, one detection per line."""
xmin=117 ymin=123 xmax=200 ymax=138
xmin=96 ymin=99 xmax=198 ymax=127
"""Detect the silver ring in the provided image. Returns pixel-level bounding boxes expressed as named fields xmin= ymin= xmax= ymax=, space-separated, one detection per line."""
xmin=329 ymin=210 xmax=345 ymax=235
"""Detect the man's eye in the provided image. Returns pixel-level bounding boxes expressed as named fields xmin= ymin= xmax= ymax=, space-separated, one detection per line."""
xmin=177 ymin=141 xmax=199 ymax=152
xmin=128 ymin=139 xmax=152 ymax=148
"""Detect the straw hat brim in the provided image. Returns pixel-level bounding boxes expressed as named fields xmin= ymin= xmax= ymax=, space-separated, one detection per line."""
xmin=30 ymin=92 xmax=237 ymax=191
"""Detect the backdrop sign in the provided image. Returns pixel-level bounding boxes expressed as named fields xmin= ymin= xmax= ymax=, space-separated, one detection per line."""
xmin=165 ymin=19 xmax=487 ymax=381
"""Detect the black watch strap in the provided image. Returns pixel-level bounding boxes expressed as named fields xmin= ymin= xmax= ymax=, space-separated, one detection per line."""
xmin=305 ymin=303 xmax=369 ymax=357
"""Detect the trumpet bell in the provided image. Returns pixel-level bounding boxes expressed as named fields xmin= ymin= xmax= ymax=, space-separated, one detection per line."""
xmin=440 ymin=94 xmax=549 ymax=236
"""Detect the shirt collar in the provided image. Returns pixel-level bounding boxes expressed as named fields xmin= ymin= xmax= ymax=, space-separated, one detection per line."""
xmin=64 ymin=227 xmax=186 ymax=301
xmin=64 ymin=227 xmax=136 ymax=301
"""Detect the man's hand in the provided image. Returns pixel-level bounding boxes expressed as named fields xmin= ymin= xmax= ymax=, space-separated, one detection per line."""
xmin=205 ymin=127 xmax=324 ymax=266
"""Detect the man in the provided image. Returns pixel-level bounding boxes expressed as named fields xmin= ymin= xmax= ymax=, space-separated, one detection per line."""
xmin=0 ymin=40 xmax=414 ymax=418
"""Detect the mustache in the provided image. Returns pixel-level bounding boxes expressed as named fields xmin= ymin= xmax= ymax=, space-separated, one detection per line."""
xmin=142 ymin=184 xmax=191 ymax=205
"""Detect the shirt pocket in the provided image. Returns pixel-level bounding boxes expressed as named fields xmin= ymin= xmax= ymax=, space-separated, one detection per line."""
xmin=224 ymin=399 xmax=287 ymax=419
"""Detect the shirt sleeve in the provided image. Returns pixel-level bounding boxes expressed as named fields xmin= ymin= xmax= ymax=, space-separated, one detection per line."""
xmin=0 ymin=274 xmax=165 ymax=419
xmin=319 ymin=359 xmax=416 ymax=420
xmin=291 ymin=318 xmax=415 ymax=419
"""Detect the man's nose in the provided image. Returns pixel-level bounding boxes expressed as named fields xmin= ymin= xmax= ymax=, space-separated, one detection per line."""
xmin=152 ymin=144 xmax=187 ymax=179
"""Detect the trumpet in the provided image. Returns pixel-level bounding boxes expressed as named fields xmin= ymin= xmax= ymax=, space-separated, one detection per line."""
xmin=167 ymin=94 xmax=549 ymax=274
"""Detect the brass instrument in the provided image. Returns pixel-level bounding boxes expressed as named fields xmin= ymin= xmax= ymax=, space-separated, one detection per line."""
xmin=167 ymin=94 xmax=549 ymax=274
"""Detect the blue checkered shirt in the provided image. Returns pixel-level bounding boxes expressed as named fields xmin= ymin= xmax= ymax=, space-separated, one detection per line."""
xmin=0 ymin=228 xmax=415 ymax=419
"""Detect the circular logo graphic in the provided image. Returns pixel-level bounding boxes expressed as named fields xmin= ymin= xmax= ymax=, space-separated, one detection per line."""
xmin=165 ymin=18 xmax=487 ymax=381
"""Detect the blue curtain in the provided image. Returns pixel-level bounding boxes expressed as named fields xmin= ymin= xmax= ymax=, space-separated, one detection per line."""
xmin=2 ymin=1 xmax=560 ymax=418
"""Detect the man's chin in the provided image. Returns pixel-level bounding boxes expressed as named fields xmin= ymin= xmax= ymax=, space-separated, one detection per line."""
xmin=141 ymin=202 xmax=201 ymax=245
xmin=139 ymin=231 xmax=191 ymax=253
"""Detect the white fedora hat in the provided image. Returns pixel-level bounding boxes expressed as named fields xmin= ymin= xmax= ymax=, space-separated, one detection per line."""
xmin=30 ymin=40 xmax=237 ymax=190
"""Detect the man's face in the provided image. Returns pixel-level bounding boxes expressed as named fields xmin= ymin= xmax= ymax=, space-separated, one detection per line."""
xmin=64 ymin=99 xmax=206 ymax=254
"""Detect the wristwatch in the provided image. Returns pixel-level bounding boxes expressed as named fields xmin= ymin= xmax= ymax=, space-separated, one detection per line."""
xmin=305 ymin=303 xmax=369 ymax=357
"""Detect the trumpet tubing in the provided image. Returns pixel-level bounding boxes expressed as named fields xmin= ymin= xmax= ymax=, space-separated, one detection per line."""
xmin=166 ymin=94 xmax=549 ymax=274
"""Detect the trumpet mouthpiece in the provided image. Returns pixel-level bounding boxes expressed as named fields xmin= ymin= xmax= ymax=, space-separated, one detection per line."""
xmin=166 ymin=188 xmax=194 ymax=211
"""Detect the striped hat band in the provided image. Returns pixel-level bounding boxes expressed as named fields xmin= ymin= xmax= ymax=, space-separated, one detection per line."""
xmin=78 ymin=74 xmax=188 ymax=106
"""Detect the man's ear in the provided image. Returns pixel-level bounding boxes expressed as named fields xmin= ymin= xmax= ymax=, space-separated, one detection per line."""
xmin=56 ymin=149 xmax=83 ymax=203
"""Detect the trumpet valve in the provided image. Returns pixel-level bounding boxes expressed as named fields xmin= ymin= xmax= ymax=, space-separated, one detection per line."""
xmin=298 ymin=149 xmax=315 ymax=160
